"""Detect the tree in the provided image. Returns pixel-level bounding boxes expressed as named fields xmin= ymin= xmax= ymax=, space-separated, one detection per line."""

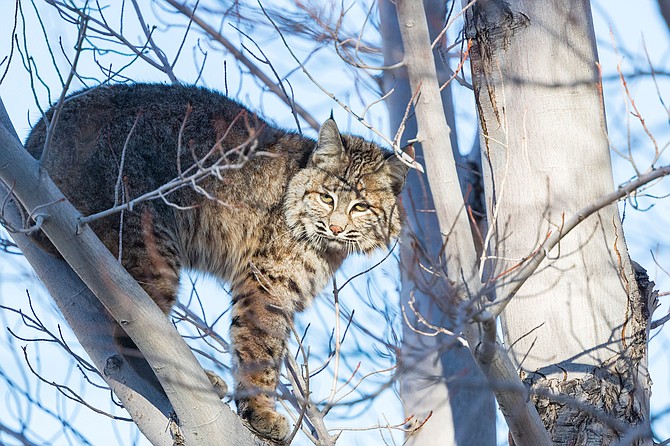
xmin=379 ymin=1 xmax=495 ymax=445
xmin=380 ymin=0 xmax=666 ymax=444
xmin=466 ymin=1 xmax=653 ymax=443
xmin=1 ymin=1 xmax=669 ymax=445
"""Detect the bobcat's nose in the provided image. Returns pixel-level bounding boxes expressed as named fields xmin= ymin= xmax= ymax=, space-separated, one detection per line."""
xmin=329 ymin=224 xmax=344 ymax=236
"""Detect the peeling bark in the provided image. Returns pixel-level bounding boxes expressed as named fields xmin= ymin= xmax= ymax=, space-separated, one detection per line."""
xmin=520 ymin=260 xmax=655 ymax=445
xmin=519 ymin=251 xmax=655 ymax=446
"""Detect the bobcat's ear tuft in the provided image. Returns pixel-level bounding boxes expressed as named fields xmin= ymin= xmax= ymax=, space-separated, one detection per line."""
xmin=312 ymin=118 xmax=347 ymax=170
xmin=386 ymin=144 xmax=413 ymax=195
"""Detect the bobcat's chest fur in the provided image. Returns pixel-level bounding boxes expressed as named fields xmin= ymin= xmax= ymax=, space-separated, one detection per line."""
xmin=179 ymin=197 xmax=341 ymax=312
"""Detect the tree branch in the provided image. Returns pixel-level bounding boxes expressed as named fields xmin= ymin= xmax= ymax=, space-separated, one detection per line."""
xmin=0 ymin=97 xmax=268 ymax=446
xmin=395 ymin=0 xmax=478 ymax=285
xmin=0 ymin=102 xmax=173 ymax=445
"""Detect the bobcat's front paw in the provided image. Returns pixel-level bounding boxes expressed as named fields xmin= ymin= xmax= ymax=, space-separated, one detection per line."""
xmin=238 ymin=399 xmax=290 ymax=442
xmin=250 ymin=408 xmax=290 ymax=442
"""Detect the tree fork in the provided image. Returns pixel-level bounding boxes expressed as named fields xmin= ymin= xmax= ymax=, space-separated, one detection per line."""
xmin=393 ymin=1 xmax=550 ymax=444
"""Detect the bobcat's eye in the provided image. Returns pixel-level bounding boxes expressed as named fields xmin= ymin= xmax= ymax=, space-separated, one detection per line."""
xmin=320 ymin=193 xmax=334 ymax=205
xmin=352 ymin=202 xmax=370 ymax=212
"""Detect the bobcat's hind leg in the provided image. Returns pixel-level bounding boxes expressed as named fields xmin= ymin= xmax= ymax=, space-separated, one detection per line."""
xmin=112 ymin=209 xmax=181 ymax=355
xmin=110 ymin=210 xmax=183 ymax=395
xmin=116 ymin=222 xmax=231 ymax=402
xmin=231 ymin=279 xmax=292 ymax=442
xmin=113 ymin=249 xmax=180 ymax=359
xmin=205 ymin=370 xmax=229 ymax=399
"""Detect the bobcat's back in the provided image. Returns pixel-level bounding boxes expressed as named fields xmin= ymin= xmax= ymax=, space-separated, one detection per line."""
xmin=27 ymin=84 xmax=312 ymax=286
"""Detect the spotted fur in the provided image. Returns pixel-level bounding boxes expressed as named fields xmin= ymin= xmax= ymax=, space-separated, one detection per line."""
xmin=25 ymin=83 xmax=408 ymax=441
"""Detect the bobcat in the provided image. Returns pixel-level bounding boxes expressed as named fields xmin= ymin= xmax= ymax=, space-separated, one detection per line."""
xmin=25 ymin=83 xmax=407 ymax=441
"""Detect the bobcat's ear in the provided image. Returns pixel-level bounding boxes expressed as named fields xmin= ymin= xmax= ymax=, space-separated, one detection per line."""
xmin=312 ymin=118 xmax=347 ymax=170
xmin=385 ymin=144 xmax=414 ymax=196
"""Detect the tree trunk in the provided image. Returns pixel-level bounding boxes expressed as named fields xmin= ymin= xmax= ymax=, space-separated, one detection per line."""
xmin=380 ymin=1 xmax=496 ymax=444
xmin=465 ymin=0 xmax=653 ymax=443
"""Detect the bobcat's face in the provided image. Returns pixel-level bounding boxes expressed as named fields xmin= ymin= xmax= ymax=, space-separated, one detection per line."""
xmin=284 ymin=119 xmax=408 ymax=255
xmin=290 ymin=173 xmax=399 ymax=254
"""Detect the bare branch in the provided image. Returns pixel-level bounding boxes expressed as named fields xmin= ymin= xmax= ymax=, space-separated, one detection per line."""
xmin=79 ymin=126 xmax=263 ymax=226
xmin=257 ymin=0 xmax=420 ymax=172
xmin=162 ymin=0 xmax=320 ymax=131
xmin=129 ymin=0 xmax=179 ymax=83
xmin=40 ymin=16 xmax=88 ymax=163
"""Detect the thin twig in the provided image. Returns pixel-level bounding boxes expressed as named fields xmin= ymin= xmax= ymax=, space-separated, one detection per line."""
xmin=40 ymin=17 xmax=88 ymax=163
xmin=163 ymin=0 xmax=320 ymax=131
xmin=256 ymin=0 xmax=421 ymax=172
xmin=326 ymin=279 xmax=341 ymax=408
xmin=130 ymin=0 xmax=179 ymax=83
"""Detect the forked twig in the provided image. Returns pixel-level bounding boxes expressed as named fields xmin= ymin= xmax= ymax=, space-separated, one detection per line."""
xmin=163 ymin=0 xmax=320 ymax=131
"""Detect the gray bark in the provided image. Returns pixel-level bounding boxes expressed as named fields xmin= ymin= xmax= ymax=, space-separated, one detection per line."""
xmin=379 ymin=1 xmax=495 ymax=444
xmin=383 ymin=0 xmax=550 ymax=444
xmin=0 ymin=99 xmax=268 ymax=446
xmin=4 ymin=205 xmax=175 ymax=446
xmin=465 ymin=0 xmax=652 ymax=443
